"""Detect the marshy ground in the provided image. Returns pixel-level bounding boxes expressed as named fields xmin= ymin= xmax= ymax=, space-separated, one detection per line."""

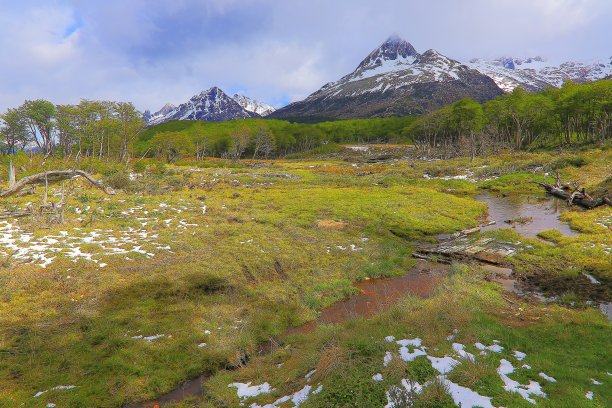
xmin=0 ymin=146 xmax=610 ymax=407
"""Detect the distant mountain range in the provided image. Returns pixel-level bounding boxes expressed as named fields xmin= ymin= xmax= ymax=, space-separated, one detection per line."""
xmin=467 ymin=56 xmax=612 ymax=92
xmin=143 ymin=87 xmax=275 ymax=126
xmin=271 ymin=36 xmax=503 ymax=120
xmin=144 ymin=36 xmax=611 ymax=125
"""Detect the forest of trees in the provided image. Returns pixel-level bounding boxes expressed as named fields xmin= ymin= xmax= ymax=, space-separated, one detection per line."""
xmin=0 ymin=99 xmax=143 ymax=161
xmin=135 ymin=116 xmax=415 ymax=160
xmin=404 ymin=80 xmax=611 ymax=158
xmin=0 ymin=98 xmax=414 ymax=162
xmin=1 ymin=80 xmax=609 ymax=163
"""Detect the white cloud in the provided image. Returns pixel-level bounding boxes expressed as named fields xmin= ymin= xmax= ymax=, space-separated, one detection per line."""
xmin=0 ymin=0 xmax=609 ymax=112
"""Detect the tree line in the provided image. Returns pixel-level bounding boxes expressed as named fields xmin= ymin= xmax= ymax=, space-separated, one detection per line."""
xmin=404 ymin=80 xmax=612 ymax=158
xmin=2 ymin=80 xmax=608 ymax=163
xmin=135 ymin=117 xmax=415 ymax=161
xmin=0 ymin=99 xmax=143 ymax=161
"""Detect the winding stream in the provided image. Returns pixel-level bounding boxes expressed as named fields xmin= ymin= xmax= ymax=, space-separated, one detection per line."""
xmin=130 ymin=193 xmax=605 ymax=407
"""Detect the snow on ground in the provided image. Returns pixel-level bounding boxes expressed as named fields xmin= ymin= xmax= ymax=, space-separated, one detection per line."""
xmin=438 ymin=376 xmax=495 ymax=408
xmin=247 ymin=383 xmax=323 ymax=408
xmin=228 ymin=382 xmax=274 ymax=399
xmin=513 ymin=350 xmax=527 ymax=361
xmin=475 ymin=342 xmax=504 ymax=353
xmin=382 ymin=338 xmax=555 ymax=406
xmin=498 ymin=359 xmax=546 ymax=404
xmin=539 ymin=372 xmax=557 ymax=383
xmin=0 ymin=201 xmax=202 ymax=268
xmin=452 ymin=343 xmax=475 ymax=360
xmin=427 ymin=355 xmax=459 ymax=374
xmin=33 ymin=385 xmax=78 ymax=398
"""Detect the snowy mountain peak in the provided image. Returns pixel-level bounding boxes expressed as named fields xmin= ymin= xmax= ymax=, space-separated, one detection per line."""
xmin=356 ymin=35 xmax=418 ymax=72
xmin=233 ymin=94 xmax=276 ymax=117
xmin=157 ymin=103 xmax=176 ymax=115
xmin=145 ymin=88 xmax=275 ymax=125
xmin=273 ymin=36 xmax=502 ymax=120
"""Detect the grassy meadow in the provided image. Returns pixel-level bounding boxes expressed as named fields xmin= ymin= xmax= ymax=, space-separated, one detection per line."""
xmin=0 ymin=145 xmax=610 ymax=407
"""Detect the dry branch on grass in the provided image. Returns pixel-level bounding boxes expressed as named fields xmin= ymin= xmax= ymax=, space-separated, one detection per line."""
xmin=0 ymin=170 xmax=115 ymax=198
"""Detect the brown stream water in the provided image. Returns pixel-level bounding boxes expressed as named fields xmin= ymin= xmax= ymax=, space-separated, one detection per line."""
xmin=128 ymin=194 xmax=594 ymax=407
xmin=475 ymin=193 xmax=578 ymax=238
xmin=286 ymin=260 xmax=448 ymax=335
xmin=128 ymin=260 xmax=448 ymax=407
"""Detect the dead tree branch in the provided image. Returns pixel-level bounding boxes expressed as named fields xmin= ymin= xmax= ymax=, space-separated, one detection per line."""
xmin=0 ymin=170 xmax=115 ymax=198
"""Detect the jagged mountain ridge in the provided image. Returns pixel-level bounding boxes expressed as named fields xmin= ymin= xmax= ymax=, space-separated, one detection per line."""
xmin=271 ymin=36 xmax=504 ymax=121
xmin=232 ymin=94 xmax=276 ymax=117
xmin=467 ymin=56 xmax=612 ymax=92
xmin=144 ymin=88 xmax=275 ymax=126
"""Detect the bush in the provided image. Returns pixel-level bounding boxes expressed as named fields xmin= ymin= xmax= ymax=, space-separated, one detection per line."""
xmin=105 ymin=171 xmax=132 ymax=190
xmin=549 ymin=155 xmax=591 ymax=170
xmin=132 ymin=161 xmax=147 ymax=173
xmin=153 ymin=161 xmax=167 ymax=175
xmin=183 ymin=273 xmax=230 ymax=294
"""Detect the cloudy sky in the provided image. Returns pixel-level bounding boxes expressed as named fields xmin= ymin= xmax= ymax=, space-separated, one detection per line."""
xmin=1 ymin=0 xmax=610 ymax=112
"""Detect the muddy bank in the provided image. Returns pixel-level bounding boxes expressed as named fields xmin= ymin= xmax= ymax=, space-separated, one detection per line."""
xmin=287 ymin=260 xmax=448 ymax=335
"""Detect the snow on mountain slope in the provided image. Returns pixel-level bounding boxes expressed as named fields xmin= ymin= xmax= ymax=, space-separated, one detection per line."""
xmin=233 ymin=94 xmax=276 ymax=116
xmin=145 ymin=87 xmax=272 ymax=126
xmin=467 ymin=57 xmax=612 ymax=92
xmin=272 ymin=36 xmax=502 ymax=120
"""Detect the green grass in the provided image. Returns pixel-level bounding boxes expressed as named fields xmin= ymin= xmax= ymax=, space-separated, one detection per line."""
xmin=0 ymin=147 xmax=609 ymax=407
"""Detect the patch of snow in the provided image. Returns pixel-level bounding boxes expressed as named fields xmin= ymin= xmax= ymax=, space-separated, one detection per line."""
xmin=33 ymin=385 xmax=78 ymax=398
xmin=399 ymin=346 xmax=427 ymax=362
xmin=585 ymin=391 xmax=594 ymax=400
xmin=539 ymin=372 xmax=557 ymax=383
xmin=583 ymin=273 xmax=601 ymax=284
xmin=228 ymin=382 xmax=273 ymax=399
xmin=385 ymin=336 xmax=395 ymax=342
xmin=142 ymin=334 xmax=165 ymax=342
xmin=497 ymin=359 xmax=546 ymax=404
xmin=396 ymin=338 xmax=422 ymax=347
xmin=372 ymin=373 xmax=383 ymax=382
xmin=452 ymin=343 xmax=475 ymax=360
xmin=438 ymin=376 xmax=494 ymax=408
xmin=427 ymin=355 xmax=459 ymax=374
xmin=513 ymin=351 xmax=527 ymax=361
xmin=591 ymin=378 xmax=602 ymax=385
xmin=305 ymin=369 xmax=316 ymax=381
xmin=475 ymin=342 xmax=504 ymax=353
xmin=384 ymin=351 xmax=393 ymax=367
xmin=250 ymin=384 xmax=322 ymax=408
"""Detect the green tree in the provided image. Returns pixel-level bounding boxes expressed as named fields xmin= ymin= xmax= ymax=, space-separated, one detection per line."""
xmin=228 ymin=127 xmax=251 ymax=160
xmin=0 ymin=107 xmax=28 ymax=154
xmin=115 ymin=102 xmax=144 ymax=162
xmin=22 ymin=99 xmax=55 ymax=155
xmin=150 ymin=131 xmax=194 ymax=162
xmin=252 ymin=125 xmax=275 ymax=159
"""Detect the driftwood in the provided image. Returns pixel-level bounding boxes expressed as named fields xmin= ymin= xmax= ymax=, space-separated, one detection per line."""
xmin=536 ymin=174 xmax=610 ymax=209
xmin=0 ymin=170 xmax=115 ymax=198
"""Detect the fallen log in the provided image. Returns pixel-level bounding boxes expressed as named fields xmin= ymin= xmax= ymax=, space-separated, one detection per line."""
xmin=536 ymin=182 xmax=610 ymax=209
xmin=0 ymin=211 xmax=31 ymax=219
xmin=0 ymin=170 xmax=115 ymax=198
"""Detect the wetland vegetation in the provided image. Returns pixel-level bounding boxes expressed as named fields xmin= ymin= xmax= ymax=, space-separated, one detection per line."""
xmin=0 ymin=80 xmax=610 ymax=408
